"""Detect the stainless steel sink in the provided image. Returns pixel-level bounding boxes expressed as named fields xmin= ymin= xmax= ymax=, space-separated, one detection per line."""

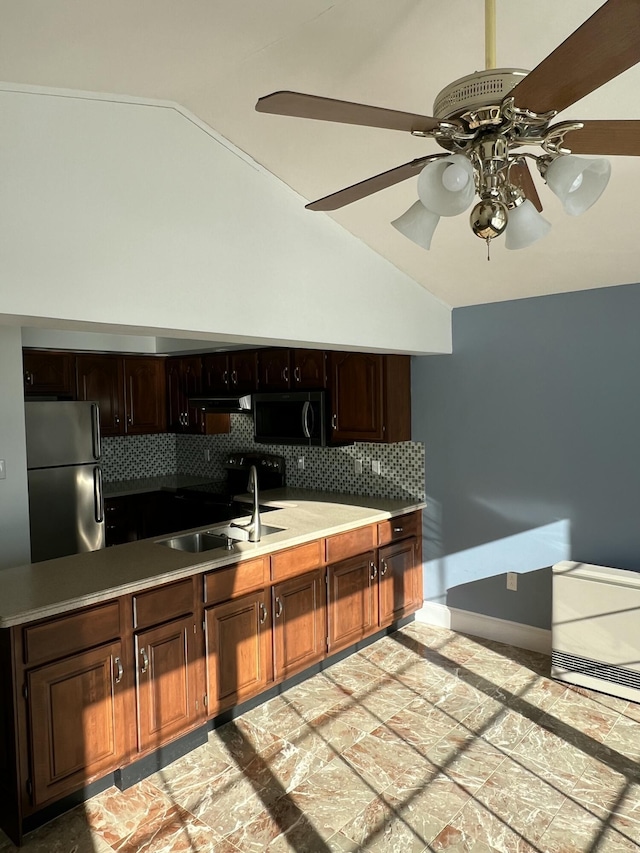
xmin=157 ymin=524 xmax=285 ymax=552
xmin=157 ymin=531 xmax=231 ymax=553
xmin=211 ymin=523 xmax=285 ymax=542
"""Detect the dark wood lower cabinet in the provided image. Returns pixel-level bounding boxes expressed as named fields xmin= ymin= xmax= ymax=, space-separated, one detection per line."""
xmin=205 ymin=590 xmax=272 ymax=715
xmin=28 ymin=641 xmax=127 ymax=807
xmin=3 ymin=513 xmax=422 ymax=846
xmin=379 ymin=538 xmax=420 ymax=627
xmin=327 ymin=551 xmax=378 ymax=654
xmin=135 ymin=617 xmax=199 ymax=754
xmin=273 ymin=570 xmax=326 ymax=680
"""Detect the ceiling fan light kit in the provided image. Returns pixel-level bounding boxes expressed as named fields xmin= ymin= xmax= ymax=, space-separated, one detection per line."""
xmin=256 ymin=0 xmax=640 ymax=255
xmin=390 ymin=201 xmax=440 ymax=250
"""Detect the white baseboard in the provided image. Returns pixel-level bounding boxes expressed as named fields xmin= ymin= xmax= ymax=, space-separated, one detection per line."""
xmin=415 ymin=601 xmax=552 ymax=655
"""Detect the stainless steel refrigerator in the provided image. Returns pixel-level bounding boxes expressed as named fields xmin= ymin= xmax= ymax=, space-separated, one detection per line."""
xmin=25 ymin=401 xmax=105 ymax=562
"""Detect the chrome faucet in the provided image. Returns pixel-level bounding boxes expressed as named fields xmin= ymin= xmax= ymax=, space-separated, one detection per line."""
xmin=230 ymin=464 xmax=262 ymax=542
xmin=246 ymin=464 xmax=262 ymax=542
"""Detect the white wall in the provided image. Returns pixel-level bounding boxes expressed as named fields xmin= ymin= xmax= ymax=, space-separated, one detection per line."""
xmin=0 ymin=85 xmax=451 ymax=356
xmin=0 ymin=327 xmax=31 ymax=569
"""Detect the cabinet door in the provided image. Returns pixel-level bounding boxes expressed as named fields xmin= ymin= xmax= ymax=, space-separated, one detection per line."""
xmin=292 ymin=349 xmax=327 ymax=389
xmin=378 ymin=538 xmax=419 ymax=627
xmin=135 ymin=616 xmax=198 ymax=753
xmin=76 ymin=354 xmax=124 ymax=436
xmin=329 ymin=352 xmax=384 ymax=443
xmin=229 ymin=351 xmax=258 ymax=394
xmin=327 ymin=551 xmax=378 ymax=654
xmin=28 ymin=641 xmax=126 ymax=807
xmin=202 ymin=353 xmax=230 ymax=393
xmin=23 ymin=350 xmax=76 ymax=398
xmin=258 ymin=348 xmax=291 ymax=391
xmin=182 ymin=356 xmax=203 ymax=434
xmin=273 ymin=570 xmax=326 ymax=680
xmin=205 ymin=590 xmax=272 ymax=715
xmin=165 ymin=358 xmax=184 ymax=433
xmin=123 ymin=357 xmax=166 ymax=434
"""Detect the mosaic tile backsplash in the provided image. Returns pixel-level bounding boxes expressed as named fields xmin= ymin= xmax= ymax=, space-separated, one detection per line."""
xmin=103 ymin=415 xmax=425 ymax=501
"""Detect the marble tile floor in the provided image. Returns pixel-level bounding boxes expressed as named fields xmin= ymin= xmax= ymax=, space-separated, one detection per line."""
xmin=3 ymin=621 xmax=640 ymax=852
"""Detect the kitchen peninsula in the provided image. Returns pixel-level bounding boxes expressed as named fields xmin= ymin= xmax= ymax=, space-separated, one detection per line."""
xmin=0 ymin=488 xmax=424 ymax=846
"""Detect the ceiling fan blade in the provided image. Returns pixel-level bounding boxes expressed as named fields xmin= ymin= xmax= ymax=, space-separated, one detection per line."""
xmin=256 ymin=91 xmax=446 ymax=134
xmin=562 ymin=120 xmax=640 ymax=156
xmin=510 ymin=0 xmax=640 ymax=115
xmin=510 ymin=161 xmax=543 ymax=212
xmin=306 ymin=156 xmax=442 ymax=211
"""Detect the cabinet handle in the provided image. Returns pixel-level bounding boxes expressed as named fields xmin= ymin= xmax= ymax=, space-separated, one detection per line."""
xmin=380 ymin=559 xmax=388 ymax=577
xmin=259 ymin=602 xmax=268 ymax=624
xmin=294 ymin=366 xmax=301 ymax=383
xmin=393 ymin=526 xmax=403 ymax=534
xmin=282 ymin=366 xmax=289 ymax=382
xmin=370 ymin=561 xmax=378 ymax=580
xmin=223 ymin=369 xmax=229 ymax=384
xmin=331 ymin=414 xmax=338 ymax=430
xmin=25 ymin=371 xmax=34 ymax=386
xmin=114 ymin=415 xmax=120 ymax=425
xmin=127 ymin=416 xmax=132 ymax=425
xmin=140 ymin=647 xmax=149 ymax=674
xmin=231 ymin=370 xmax=238 ymax=385
xmin=114 ymin=657 xmax=123 ymax=684
xmin=275 ymin=597 xmax=283 ymax=618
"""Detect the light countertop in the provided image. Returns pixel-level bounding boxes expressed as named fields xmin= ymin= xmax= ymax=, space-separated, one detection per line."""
xmin=0 ymin=488 xmax=424 ymax=628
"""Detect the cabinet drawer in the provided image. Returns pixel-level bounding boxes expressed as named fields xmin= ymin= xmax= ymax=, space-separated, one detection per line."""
xmin=377 ymin=511 xmax=420 ymax=546
xmin=325 ymin=525 xmax=376 ymax=564
xmin=271 ymin=540 xmax=323 ymax=582
xmin=133 ymin=578 xmax=194 ymax=630
xmin=23 ymin=601 xmax=121 ymax=667
xmin=204 ymin=557 xmax=269 ymax=605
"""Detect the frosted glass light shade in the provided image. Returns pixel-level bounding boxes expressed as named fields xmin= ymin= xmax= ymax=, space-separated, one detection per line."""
xmin=417 ymin=155 xmax=475 ymax=216
xmin=545 ymin=155 xmax=611 ymax=216
xmin=504 ymin=199 xmax=552 ymax=250
xmin=391 ymin=201 xmax=440 ymax=250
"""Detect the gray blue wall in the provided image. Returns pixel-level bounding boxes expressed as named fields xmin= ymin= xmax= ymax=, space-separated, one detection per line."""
xmin=412 ymin=282 xmax=640 ymax=630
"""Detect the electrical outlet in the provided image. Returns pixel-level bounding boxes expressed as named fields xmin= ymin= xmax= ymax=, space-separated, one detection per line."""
xmin=354 ymin=458 xmax=363 ymax=474
xmin=506 ymin=572 xmax=518 ymax=591
xmin=204 ymin=449 xmax=211 ymax=463
xmin=371 ymin=460 xmax=381 ymax=475
xmin=0 ymin=459 xmax=5 ymax=479
xmin=297 ymin=456 xmax=305 ymax=471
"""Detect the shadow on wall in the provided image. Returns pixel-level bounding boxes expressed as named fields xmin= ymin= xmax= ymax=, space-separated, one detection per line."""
xmin=422 ymin=502 xmax=570 ymax=630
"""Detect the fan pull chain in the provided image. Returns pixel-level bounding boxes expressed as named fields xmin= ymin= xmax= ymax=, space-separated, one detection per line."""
xmin=486 ymin=237 xmax=492 ymax=261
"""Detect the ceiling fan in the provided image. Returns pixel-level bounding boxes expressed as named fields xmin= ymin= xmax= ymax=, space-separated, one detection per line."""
xmin=256 ymin=0 xmax=640 ymax=254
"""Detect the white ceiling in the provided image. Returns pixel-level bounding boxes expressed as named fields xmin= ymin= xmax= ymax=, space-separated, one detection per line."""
xmin=2 ymin=0 xmax=640 ymax=308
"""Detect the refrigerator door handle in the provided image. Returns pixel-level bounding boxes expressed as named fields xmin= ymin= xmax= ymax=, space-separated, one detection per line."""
xmin=94 ymin=466 xmax=104 ymax=524
xmin=91 ymin=404 xmax=101 ymax=460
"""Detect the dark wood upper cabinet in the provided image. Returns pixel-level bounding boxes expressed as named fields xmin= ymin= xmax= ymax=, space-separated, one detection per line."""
xmin=123 ymin=357 xmax=166 ymax=435
xmin=329 ymin=352 xmax=410 ymax=444
xmin=329 ymin=352 xmax=384 ymax=443
xmin=76 ymin=354 xmax=165 ymax=436
xmin=202 ymin=353 xmax=230 ymax=393
xmin=292 ymin=349 xmax=327 ymax=389
xmin=23 ymin=349 xmax=76 ymax=398
xmin=202 ymin=351 xmax=257 ymax=394
xmin=257 ymin=348 xmax=291 ymax=391
xmin=166 ymin=356 xmax=203 ymax=434
xmin=229 ymin=350 xmax=258 ymax=394
xmin=76 ymin=354 xmax=124 ymax=436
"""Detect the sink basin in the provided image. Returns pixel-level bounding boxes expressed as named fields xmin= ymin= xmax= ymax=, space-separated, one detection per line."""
xmin=209 ymin=523 xmax=286 ymax=541
xmin=157 ymin=531 xmax=231 ymax=553
xmin=157 ymin=523 xmax=285 ymax=552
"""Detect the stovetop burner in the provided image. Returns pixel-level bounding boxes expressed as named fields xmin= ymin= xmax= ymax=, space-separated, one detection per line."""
xmin=177 ymin=452 xmax=286 ymax=506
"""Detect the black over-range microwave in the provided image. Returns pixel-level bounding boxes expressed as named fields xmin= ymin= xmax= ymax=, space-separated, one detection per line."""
xmin=253 ymin=391 xmax=327 ymax=446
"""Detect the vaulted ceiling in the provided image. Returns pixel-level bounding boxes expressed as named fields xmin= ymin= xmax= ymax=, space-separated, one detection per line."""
xmin=2 ymin=0 xmax=640 ymax=307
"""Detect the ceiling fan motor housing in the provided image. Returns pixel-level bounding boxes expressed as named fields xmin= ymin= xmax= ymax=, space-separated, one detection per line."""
xmin=433 ymin=68 xmax=529 ymax=127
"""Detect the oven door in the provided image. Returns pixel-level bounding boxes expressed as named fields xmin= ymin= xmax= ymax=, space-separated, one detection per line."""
xmin=253 ymin=391 xmax=326 ymax=446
